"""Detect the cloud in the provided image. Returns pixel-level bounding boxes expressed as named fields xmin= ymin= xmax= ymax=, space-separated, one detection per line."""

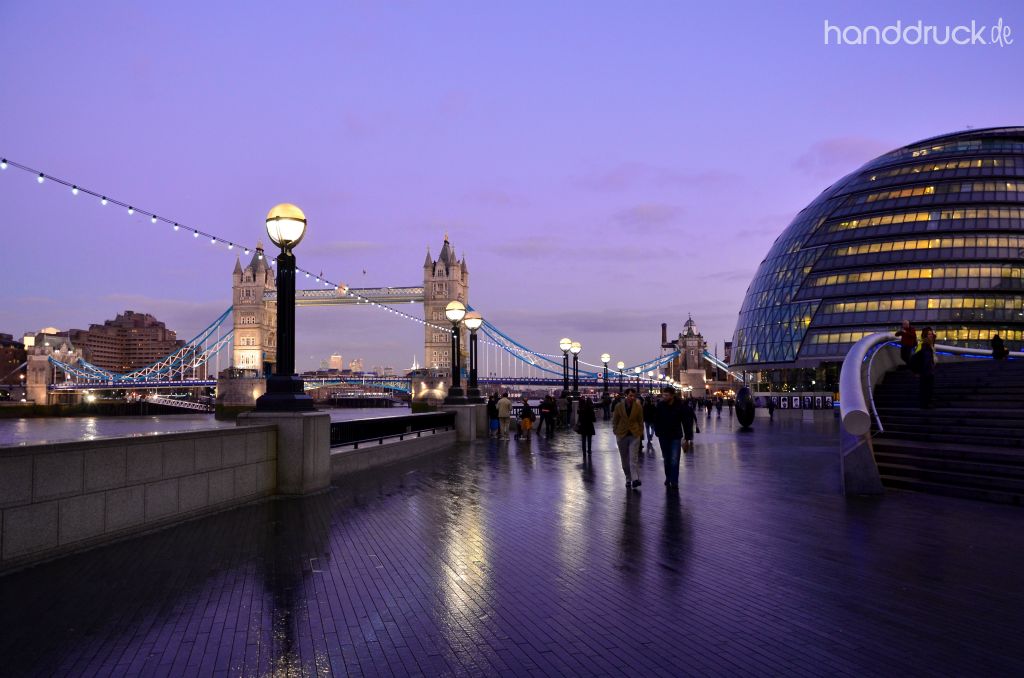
xmin=576 ymin=162 xmax=738 ymax=193
xmin=793 ymin=137 xmax=892 ymax=179
xmin=612 ymin=203 xmax=684 ymax=231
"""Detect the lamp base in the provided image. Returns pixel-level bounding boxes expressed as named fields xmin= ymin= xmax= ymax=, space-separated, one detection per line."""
xmin=466 ymin=387 xmax=485 ymax=404
xmin=445 ymin=386 xmax=468 ymax=405
xmin=255 ymin=374 xmax=316 ymax=412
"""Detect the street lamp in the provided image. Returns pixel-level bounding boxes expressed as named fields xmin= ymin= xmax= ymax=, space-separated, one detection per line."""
xmin=600 ymin=353 xmax=610 ymax=398
xmin=464 ymin=311 xmax=484 ymax=402
xmin=570 ymin=341 xmax=581 ymax=397
xmin=616 ymin=361 xmax=625 ymax=394
xmin=634 ymin=366 xmax=641 ymax=389
xmin=559 ymin=337 xmax=572 ymax=395
xmin=444 ymin=300 xmax=467 ymax=403
xmin=255 ymin=203 xmax=315 ymax=411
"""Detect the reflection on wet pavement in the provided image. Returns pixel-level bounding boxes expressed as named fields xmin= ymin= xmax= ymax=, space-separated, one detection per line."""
xmin=2 ymin=414 xmax=1023 ymax=675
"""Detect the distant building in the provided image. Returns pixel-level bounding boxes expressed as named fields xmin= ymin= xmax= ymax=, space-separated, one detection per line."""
xmin=66 ymin=311 xmax=186 ymax=374
xmin=423 ymin=234 xmax=469 ymax=370
xmin=329 ymin=353 xmax=344 ymax=371
xmin=0 ymin=333 xmax=27 ymax=384
xmin=349 ymin=358 xmax=364 ymax=372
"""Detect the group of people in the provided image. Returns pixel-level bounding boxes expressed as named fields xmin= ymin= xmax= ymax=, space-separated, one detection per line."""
xmin=485 ymin=386 xmax=702 ymax=489
xmin=896 ymin=320 xmax=1012 ymax=409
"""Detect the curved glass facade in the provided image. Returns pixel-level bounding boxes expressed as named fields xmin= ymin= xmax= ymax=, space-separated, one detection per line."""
xmin=732 ymin=127 xmax=1024 ymax=370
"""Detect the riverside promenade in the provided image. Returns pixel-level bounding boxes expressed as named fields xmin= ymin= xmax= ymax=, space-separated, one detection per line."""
xmin=1 ymin=414 xmax=1022 ymax=676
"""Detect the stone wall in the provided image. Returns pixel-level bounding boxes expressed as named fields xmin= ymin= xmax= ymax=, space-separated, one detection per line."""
xmin=0 ymin=426 xmax=276 ymax=573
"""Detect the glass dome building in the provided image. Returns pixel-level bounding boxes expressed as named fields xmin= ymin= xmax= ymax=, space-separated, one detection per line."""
xmin=731 ymin=127 xmax=1024 ymax=381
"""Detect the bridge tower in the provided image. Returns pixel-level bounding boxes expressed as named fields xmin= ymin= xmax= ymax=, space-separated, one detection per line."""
xmin=231 ymin=244 xmax=277 ymax=374
xmin=423 ymin=235 xmax=469 ymax=371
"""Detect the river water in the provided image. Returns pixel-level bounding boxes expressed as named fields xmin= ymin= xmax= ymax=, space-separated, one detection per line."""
xmin=0 ymin=407 xmax=408 ymax=447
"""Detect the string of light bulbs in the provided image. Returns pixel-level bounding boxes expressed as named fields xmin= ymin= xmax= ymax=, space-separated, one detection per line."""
xmin=0 ymin=155 xmax=456 ymax=335
xmin=2 ymin=154 xmax=667 ymax=370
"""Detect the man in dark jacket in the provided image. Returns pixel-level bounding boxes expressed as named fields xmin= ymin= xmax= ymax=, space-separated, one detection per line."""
xmin=643 ymin=396 xmax=658 ymax=450
xmin=896 ymin=319 xmax=918 ymax=365
xmin=655 ymin=386 xmax=687 ymax=487
xmin=992 ymin=333 xmax=1009 ymax=360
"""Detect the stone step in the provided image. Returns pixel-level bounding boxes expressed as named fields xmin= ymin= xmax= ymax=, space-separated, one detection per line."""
xmin=875 ymin=407 xmax=1024 ymax=421
xmin=881 ymin=421 xmax=1024 ymax=437
xmin=878 ymin=462 xmax=1024 ymax=494
xmin=874 ymin=451 xmax=1024 ymax=480
xmin=872 ymin=437 xmax=1024 ymax=464
xmin=880 ymin=412 xmax=1024 ymax=428
xmin=877 ymin=429 xmax=1024 ymax=449
xmin=880 ymin=474 xmax=1024 ymax=506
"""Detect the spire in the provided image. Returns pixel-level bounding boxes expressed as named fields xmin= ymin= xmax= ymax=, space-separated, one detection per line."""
xmin=233 ymin=256 xmax=243 ymax=275
xmin=438 ymin=234 xmax=454 ymax=266
xmin=423 ymin=247 xmax=433 ymax=268
xmin=461 ymin=252 xmax=468 ymax=274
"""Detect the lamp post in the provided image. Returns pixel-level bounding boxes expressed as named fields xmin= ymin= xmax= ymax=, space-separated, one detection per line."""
xmin=600 ymin=353 xmax=610 ymax=398
xmin=634 ymin=366 xmax=641 ymax=389
xmin=570 ymin=341 xmax=581 ymax=397
xmin=616 ymin=361 xmax=625 ymax=394
xmin=444 ymin=300 xmax=467 ymax=403
xmin=464 ymin=311 xmax=483 ymax=402
xmin=559 ymin=337 xmax=572 ymax=395
xmin=255 ymin=203 xmax=315 ymax=411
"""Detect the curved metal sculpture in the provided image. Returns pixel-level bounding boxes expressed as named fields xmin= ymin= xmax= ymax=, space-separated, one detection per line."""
xmin=735 ymin=386 xmax=755 ymax=429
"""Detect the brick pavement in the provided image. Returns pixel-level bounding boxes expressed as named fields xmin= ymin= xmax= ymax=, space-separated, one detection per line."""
xmin=1 ymin=413 xmax=1023 ymax=676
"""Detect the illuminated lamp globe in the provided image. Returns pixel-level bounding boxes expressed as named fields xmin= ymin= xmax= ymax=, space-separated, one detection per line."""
xmin=464 ymin=311 xmax=483 ymax=331
xmin=616 ymin=361 xmax=625 ymax=370
xmin=634 ymin=367 xmax=641 ymax=374
xmin=570 ymin=341 xmax=582 ymax=355
xmin=265 ymin=203 xmax=307 ymax=249
xmin=559 ymin=337 xmax=573 ymax=353
xmin=444 ymin=300 xmax=467 ymax=324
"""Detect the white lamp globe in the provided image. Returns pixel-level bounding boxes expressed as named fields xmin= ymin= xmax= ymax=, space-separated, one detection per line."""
xmin=444 ymin=300 xmax=467 ymax=324
xmin=570 ymin=341 xmax=582 ymax=355
xmin=265 ymin=203 xmax=307 ymax=249
xmin=559 ymin=337 xmax=572 ymax=353
xmin=463 ymin=311 xmax=483 ymax=331
xmin=600 ymin=353 xmax=611 ymax=364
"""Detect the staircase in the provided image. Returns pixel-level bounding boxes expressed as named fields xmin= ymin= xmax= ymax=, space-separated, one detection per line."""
xmin=145 ymin=395 xmax=215 ymax=413
xmin=871 ymin=359 xmax=1024 ymax=505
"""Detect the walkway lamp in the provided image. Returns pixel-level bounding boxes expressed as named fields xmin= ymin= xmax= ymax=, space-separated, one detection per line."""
xmin=570 ymin=341 xmax=582 ymax=397
xmin=464 ymin=311 xmax=484 ymax=402
xmin=600 ymin=353 xmax=611 ymax=397
xmin=444 ymin=300 xmax=467 ymax=403
xmin=255 ymin=203 xmax=315 ymax=411
xmin=634 ymin=366 xmax=641 ymax=388
xmin=559 ymin=337 xmax=572 ymax=394
xmin=616 ymin=361 xmax=625 ymax=394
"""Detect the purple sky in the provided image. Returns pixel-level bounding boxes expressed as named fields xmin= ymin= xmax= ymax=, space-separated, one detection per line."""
xmin=2 ymin=1 xmax=1022 ymax=371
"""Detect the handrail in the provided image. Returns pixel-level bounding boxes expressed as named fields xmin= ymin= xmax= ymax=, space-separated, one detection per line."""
xmin=839 ymin=333 xmax=894 ymax=437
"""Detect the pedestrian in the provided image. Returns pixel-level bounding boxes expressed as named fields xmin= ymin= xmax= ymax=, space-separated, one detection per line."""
xmin=654 ymin=386 xmax=684 ymax=487
xmin=991 ymin=333 xmax=1009 ymax=360
xmin=557 ymin=391 xmax=569 ymax=427
xmin=612 ymin=388 xmax=645 ymax=489
xmin=577 ymin=396 xmax=596 ymax=457
xmin=643 ymin=395 xmax=658 ymax=450
xmin=496 ymin=392 xmax=512 ymax=439
xmin=517 ymin=397 xmax=534 ymax=440
xmin=486 ymin=394 xmax=499 ymax=438
xmin=715 ymin=398 xmax=723 ymax=418
xmin=706 ymin=397 xmax=712 ymax=418
xmin=682 ymin=397 xmax=698 ymax=451
xmin=895 ymin=319 xmax=918 ymax=365
xmin=727 ymin=398 xmax=734 ymax=418
xmin=767 ymin=397 xmax=775 ymax=421
xmin=537 ymin=395 xmax=554 ymax=436
xmin=917 ymin=327 xmax=937 ymax=409
xmin=601 ymin=392 xmax=612 ymax=421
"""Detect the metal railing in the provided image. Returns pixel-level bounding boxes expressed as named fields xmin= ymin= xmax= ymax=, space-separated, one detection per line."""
xmin=329 ymin=411 xmax=455 ymax=449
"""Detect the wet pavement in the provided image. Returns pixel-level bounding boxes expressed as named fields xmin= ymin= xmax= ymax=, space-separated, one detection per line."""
xmin=1 ymin=413 xmax=1023 ymax=676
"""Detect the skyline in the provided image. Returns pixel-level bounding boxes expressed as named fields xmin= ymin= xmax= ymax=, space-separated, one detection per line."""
xmin=3 ymin=1 xmax=1022 ymax=371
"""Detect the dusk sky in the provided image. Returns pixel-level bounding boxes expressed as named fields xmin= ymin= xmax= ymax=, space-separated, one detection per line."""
xmin=2 ymin=1 xmax=1022 ymax=371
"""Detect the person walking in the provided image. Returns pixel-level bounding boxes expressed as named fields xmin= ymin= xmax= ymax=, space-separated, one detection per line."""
xmin=643 ymin=395 xmax=658 ymax=450
xmin=601 ymin=392 xmax=612 ymax=421
xmin=577 ymin=396 xmax=596 ymax=457
xmin=537 ymin=395 xmax=554 ymax=437
xmin=715 ymin=398 xmax=723 ymax=418
xmin=896 ymin=319 xmax=918 ymax=365
xmin=767 ymin=397 xmax=776 ymax=421
xmin=496 ymin=392 xmax=512 ymax=440
xmin=612 ymin=388 xmax=645 ymax=489
xmin=654 ymin=386 xmax=684 ymax=487
xmin=992 ymin=333 xmax=1009 ymax=360
xmin=486 ymin=394 xmax=499 ymax=438
xmin=517 ymin=397 xmax=534 ymax=440
xmin=682 ymin=397 xmax=698 ymax=452
xmin=727 ymin=398 xmax=734 ymax=418
xmin=917 ymin=327 xmax=937 ymax=409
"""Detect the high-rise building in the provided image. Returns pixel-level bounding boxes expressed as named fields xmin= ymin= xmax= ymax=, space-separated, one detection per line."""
xmin=232 ymin=245 xmax=277 ymax=373
xmin=423 ymin=234 xmax=469 ymax=370
xmin=349 ymin=358 xmax=364 ymax=372
xmin=328 ymin=353 xmax=344 ymax=371
xmin=731 ymin=127 xmax=1024 ymax=389
xmin=67 ymin=311 xmax=185 ymax=374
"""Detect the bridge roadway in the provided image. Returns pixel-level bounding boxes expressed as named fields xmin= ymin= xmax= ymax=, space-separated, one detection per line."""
xmin=1 ymin=415 xmax=1021 ymax=675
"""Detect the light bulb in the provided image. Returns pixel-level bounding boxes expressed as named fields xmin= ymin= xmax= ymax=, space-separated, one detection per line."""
xmin=193 ymin=231 xmax=199 ymax=238
xmin=244 ymin=248 xmax=250 ymax=255
xmin=37 ymin=173 xmax=45 ymax=184
xmin=150 ymin=215 xmax=157 ymax=224
xmin=0 ymin=159 xmax=6 ymax=169
xmin=71 ymin=185 xmax=79 ymax=195
xmin=101 ymin=197 xmax=107 ymax=205
xmin=173 ymin=223 xmax=179 ymax=231
xmin=128 ymin=206 xmax=134 ymax=215
xmin=211 ymin=237 xmax=217 ymax=244
xmin=228 ymin=243 xmax=233 ymax=250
